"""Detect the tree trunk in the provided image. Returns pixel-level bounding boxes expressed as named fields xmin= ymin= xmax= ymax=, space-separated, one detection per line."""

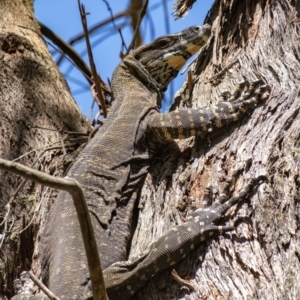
xmin=0 ymin=1 xmax=89 ymax=298
xmin=2 ymin=0 xmax=300 ymax=300
xmin=131 ymin=0 xmax=300 ymax=299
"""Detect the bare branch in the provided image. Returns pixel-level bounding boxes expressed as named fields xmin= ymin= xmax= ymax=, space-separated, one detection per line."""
xmin=78 ymin=2 xmax=107 ymax=118
xmin=127 ymin=0 xmax=144 ymax=48
xmin=126 ymin=0 xmax=149 ymax=54
xmin=67 ymin=10 xmax=127 ymax=47
xmin=29 ymin=271 xmax=61 ymax=300
xmin=0 ymin=158 xmax=107 ymax=300
xmin=39 ymin=22 xmax=92 ymax=84
xmin=101 ymin=0 xmax=128 ymax=51
xmin=39 ymin=22 xmax=112 ymax=105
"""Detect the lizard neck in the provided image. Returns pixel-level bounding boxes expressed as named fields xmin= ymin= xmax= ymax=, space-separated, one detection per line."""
xmin=111 ymin=56 xmax=164 ymax=110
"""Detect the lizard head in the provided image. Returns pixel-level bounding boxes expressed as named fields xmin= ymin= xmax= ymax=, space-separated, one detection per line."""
xmin=130 ymin=24 xmax=211 ymax=92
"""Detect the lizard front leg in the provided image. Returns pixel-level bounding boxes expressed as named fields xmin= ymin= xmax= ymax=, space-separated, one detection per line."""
xmin=99 ymin=176 xmax=267 ymax=300
xmin=147 ymin=81 xmax=269 ymax=140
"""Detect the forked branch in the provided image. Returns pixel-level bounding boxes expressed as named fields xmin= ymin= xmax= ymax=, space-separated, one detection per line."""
xmin=0 ymin=158 xmax=107 ymax=300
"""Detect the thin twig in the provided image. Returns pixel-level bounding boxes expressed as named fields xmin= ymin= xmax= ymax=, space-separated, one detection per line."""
xmin=29 ymin=271 xmax=61 ymax=300
xmin=0 ymin=215 xmax=7 ymax=249
xmin=0 ymin=158 xmax=107 ymax=300
xmin=39 ymin=22 xmax=93 ymax=85
xmin=46 ymin=41 xmax=92 ymax=84
xmin=58 ymin=0 xmax=171 ymax=57
xmin=46 ymin=39 xmax=111 ymax=99
xmin=19 ymin=195 xmax=41 ymax=234
xmin=171 ymin=269 xmax=196 ymax=291
xmin=205 ymin=51 xmax=242 ymax=83
xmin=30 ymin=126 xmax=89 ymax=136
xmin=126 ymin=0 xmax=149 ymax=54
xmin=101 ymin=0 xmax=128 ymax=51
xmin=12 ymin=140 xmax=85 ymax=162
xmin=162 ymin=0 xmax=171 ymax=34
xmin=56 ymin=10 xmax=127 ymax=65
xmin=2 ymin=145 xmax=68 ymax=239
xmin=78 ymin=2 xmax=107 ymax=118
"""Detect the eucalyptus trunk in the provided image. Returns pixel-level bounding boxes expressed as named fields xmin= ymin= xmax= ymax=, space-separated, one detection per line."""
xmin=131 ymin=1 xmax=300 ymax=299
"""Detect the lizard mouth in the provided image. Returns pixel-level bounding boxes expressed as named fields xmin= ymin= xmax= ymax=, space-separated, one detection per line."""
xmin=145 ymin=24 xmax=211 ymax=87
xmin=147 ymin=24 xmax=211 ymax=69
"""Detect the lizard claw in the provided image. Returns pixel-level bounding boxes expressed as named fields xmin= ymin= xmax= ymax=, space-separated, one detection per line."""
xmin=233 ymin=216 xmax=253 ymax=228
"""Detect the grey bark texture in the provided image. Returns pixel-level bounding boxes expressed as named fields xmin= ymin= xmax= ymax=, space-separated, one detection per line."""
xmin=130 ymin=0 xmax=300 ymax=299
xmin=0 ymin=0 xmax=89 ymax=298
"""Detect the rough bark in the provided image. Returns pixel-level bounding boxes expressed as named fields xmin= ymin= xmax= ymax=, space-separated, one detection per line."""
xmin=2 ymin=0 xmax=300 ymax=299
xmin=0 ymin=0 xmax=89 ymax=298
xmin=131 ymin=0 xmax=300 ymax=299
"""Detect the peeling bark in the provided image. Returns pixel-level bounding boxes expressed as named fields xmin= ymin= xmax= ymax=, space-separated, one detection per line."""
xmin=132 ymin=0 xmax=300 ymax=299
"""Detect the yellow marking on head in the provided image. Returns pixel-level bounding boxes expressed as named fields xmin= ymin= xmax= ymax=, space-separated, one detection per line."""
xmin=165 ymin=55 xmax=186 ymax=70
xmin=186 ymin=33 xmax=209 ymax=54
xmin=187 ymin=44 xmax=201 ymax=55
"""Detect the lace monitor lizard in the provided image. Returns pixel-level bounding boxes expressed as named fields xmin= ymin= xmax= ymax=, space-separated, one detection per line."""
xmin=13 ymin=24 xmax=268 ymax=299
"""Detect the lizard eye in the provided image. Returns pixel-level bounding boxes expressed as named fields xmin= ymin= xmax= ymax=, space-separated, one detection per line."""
xmin=157 ymin=39 xmax=169 ymax=48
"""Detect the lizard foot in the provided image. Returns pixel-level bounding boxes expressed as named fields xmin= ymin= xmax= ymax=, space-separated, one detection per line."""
xmin=95 ymin=176 xmax=267 ymax=300
xmin=187 ymin=175 xmax=268 ymax=237
xmin=211 ymin=81 xmax=270 ymax=127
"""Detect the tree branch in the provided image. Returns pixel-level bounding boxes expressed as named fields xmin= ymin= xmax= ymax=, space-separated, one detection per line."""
xmin=29 ymin=271 xmax=61 ymax=300
xmin=39 ymin=21 xmax=92 ymax=84
xmin=0 ymin=158 xmax=107 ymax=300
xmin=78 ymin=2 xmax=107 ymax=118
xmin=126 ymin=0 xmax=149 ymax=54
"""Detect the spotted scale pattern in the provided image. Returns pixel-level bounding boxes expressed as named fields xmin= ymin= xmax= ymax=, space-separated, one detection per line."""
xmin=147 ymin=81 xmax=269 ymax=140
xmin=102 ymin=176 xmax=267 ymax=300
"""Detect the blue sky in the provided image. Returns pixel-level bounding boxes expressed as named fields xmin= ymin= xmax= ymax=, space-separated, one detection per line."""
xmin=34 ymin=0 xmax=213 ymax=117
